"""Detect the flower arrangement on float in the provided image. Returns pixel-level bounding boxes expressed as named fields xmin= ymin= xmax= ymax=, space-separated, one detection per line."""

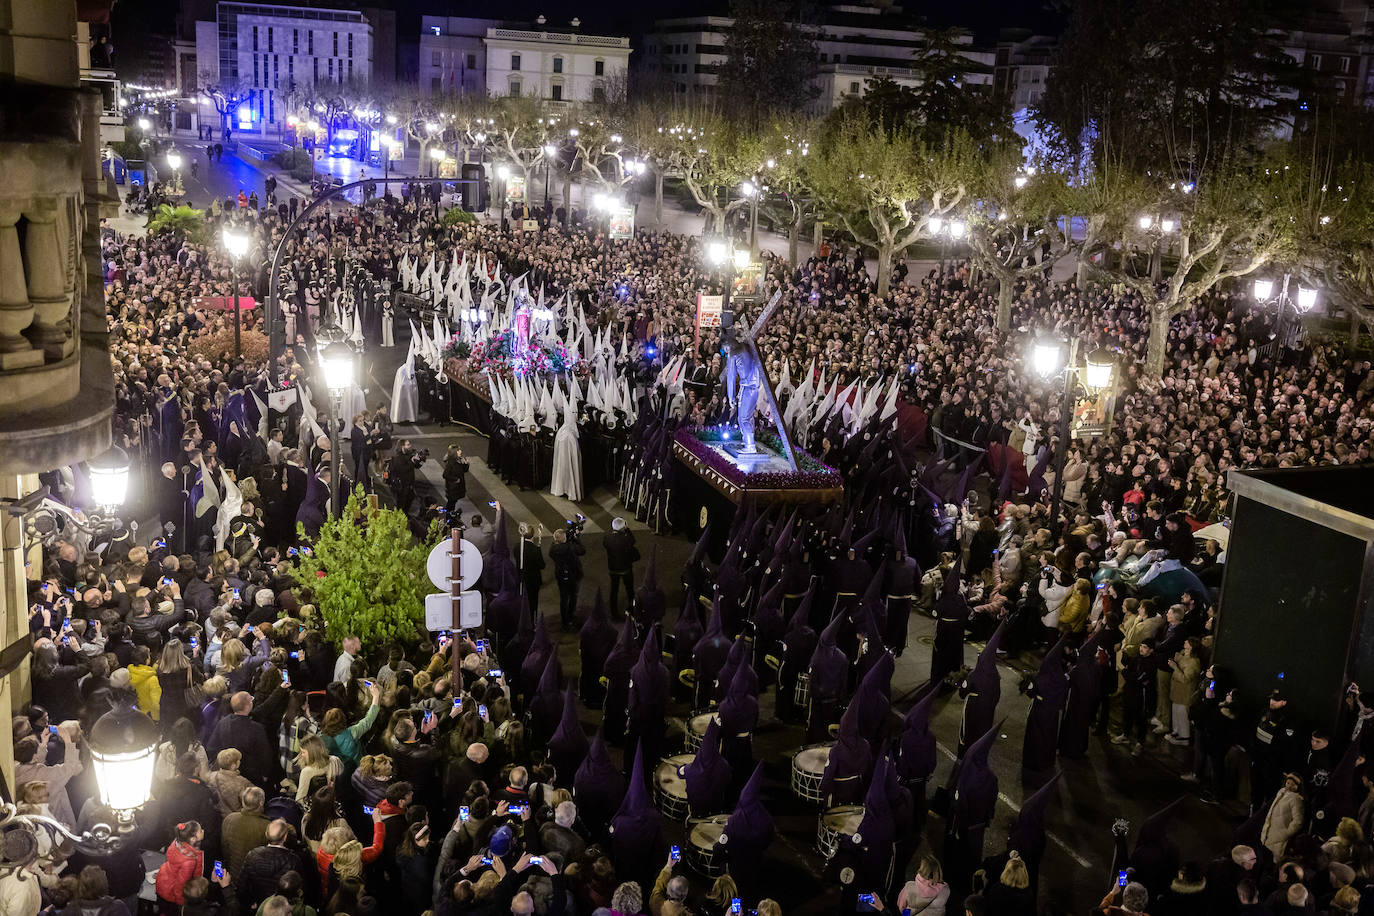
xmin=444 ymin=331 xmax=586 ymax=381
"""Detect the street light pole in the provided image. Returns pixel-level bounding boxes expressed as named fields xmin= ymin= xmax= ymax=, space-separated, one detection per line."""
xmin=221 ymin=226 xmax=250 ymax=360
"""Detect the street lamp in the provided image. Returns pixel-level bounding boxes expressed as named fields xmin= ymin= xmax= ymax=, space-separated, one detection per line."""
xmin=929 ymin=215 xmax=966 ymax=274
xmin=317 ymin=326 xmax=356 ymax=519
xmin=1253 ymin=274 xmax=1319 ymax=351
xmin=88 ymin=699 xmax=160 ymax=821
xmin=87 ymin=446 xmax=131 ymax=514
xmin=222 ymin=225 xmax=251 ymax=360
xmin=429 ymin=144 xmax=446 ymax=177
xmin=137 ymin=116 xmax=150 ymax=132
xmin=496 ymin=163 xmax=512 ymax=229
xmin=1030 ymin=336 xmax=1116 ymax=532
xmin=543 ymin=143 xmax=558 ymax=205
xmin=164 ymin=149 xmax=183 ymax=194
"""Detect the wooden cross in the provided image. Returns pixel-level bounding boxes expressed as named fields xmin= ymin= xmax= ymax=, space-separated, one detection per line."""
xmin=725 ymin=290 xmax=798 ymax=471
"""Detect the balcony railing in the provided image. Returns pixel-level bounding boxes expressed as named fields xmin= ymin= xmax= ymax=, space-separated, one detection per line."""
xmin=486 ymin=28 xmax=629 ymax=48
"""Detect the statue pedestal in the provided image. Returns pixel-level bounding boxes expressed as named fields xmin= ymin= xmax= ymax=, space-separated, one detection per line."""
xmin=722 ymin=443 xmax=771 ymax=466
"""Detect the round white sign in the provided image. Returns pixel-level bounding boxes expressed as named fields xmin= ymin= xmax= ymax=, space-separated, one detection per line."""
xmin=426 ymin=538 xmax=483 ymax=592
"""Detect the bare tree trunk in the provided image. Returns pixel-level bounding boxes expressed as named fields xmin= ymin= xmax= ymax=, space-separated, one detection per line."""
xmin=1145 ymin=305 xmax=1172 ymax=378
xmin=562 ymin=174 xmax=571 ymax=224
xmin=813 ymin=219 xmax=823 ymax=254
xmin=654 ymin=171 xmax=664 ymax=225
xmin=997 ymin=278 xmax=1014 ymax=334
xmin=876 ymin=244 xmax=892 ymax=298
xmin=788 ymin=214 xmax=802 ymax=267
xmin=1076 ymin=254 xmax=1091 ymax=291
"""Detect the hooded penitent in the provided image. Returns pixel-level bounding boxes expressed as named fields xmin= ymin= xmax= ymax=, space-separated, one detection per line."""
xmin=808 ymin=612 xmax=849 ymax=704
xmin=610 ymin=741 xmax=663 ymax=882
xmin=672 ymin=592 xmax=704 ymax=684
xmin=579 ymin=588 xmax=615 ymax=702
xmin=547 ymin=686 xmax=588 ymax=784
xmin=600 ymin=617 xmax=641 ymax=743
xmin=683 ymin=717 xmax=731 ymax=817
xmin=852 ymin=650 xmax=895 ymax=744
xmin=716 ymin=660 xmax=760 ymax=739
xmin=944 ymin=721 xmax=1001 ymax=887
xmin=820 ymin=699 xmax=874 ymax=805
xmin=714 ymin=762 xmax=773 ymax=879
xmin=574 ymin=730 xmax=625 ymax=835
xmin=520 ymin=611 xmax=554 ymax=700
xmin=896 ymin=686 xmax=939 ymax=784
xmin=634 ymin=546 xmax=666 ymax=627
xmin=958 ymin=622 xmax=1006 ymax=755
xmin=930 ymin=556 xmax=969 ymax=686
xmin=528 ymin=650 xmax=563 ymax=744
xmin=1005 ymin=770 xmax=1062 ymax=869
xmin=1130 ymin=796 xmax=1187 ymax=898
xmin=691 ymin=599 xmax=732 ymax=707
xmin=1021 ymin=635 xmax=1070 ymax=773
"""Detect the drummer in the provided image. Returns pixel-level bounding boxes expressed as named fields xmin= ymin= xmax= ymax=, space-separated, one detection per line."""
xmin=806 ymin=615 xmax=850 ymax=743
xmin=716 ymin=663 xmax=760 ymax=782
xmin=883 ymin=528 xmax=920 ymax=657
xmin=775 ymin=591 xmax=818 ymax=724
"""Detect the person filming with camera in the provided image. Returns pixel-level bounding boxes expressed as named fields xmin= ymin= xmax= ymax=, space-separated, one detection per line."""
xmin=386 ymin=439 xmax=427 ymax=515
xmin=551 ymin=518 xmax=587 ymax=630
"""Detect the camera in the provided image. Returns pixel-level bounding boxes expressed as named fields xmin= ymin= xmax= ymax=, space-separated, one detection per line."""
xmin=565 ymin=514 xmax=586 ymax=538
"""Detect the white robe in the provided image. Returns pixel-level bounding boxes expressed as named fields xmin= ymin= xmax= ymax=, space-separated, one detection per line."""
xmin=381 ymin=306 xmax=395 ymax=348
xmin=391 ymin=363 xmax=419 ymax=423
xmin=550 ymin=406 xmax=583 ymax=501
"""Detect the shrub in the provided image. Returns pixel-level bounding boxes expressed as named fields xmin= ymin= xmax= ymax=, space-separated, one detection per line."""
xmin=271 ymin=148 xmax=316 ymax=185
xmin=146 ymin=204 xmax=210 ymax=246
xmin=441 ymin=208 xmax=476 ymax=226
xmin=187 ymin=327 xmax=269 ymax=365
xmin=291 ymin=489 xmax=443 ymax=649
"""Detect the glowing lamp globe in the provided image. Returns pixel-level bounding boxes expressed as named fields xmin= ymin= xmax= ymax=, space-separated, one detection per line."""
xmin=165 ymin=150 xmax=182 ymax=171
xmin=732 ymin=249 xmax=751 ymax=271
xmin=319 ymin=340 xmax=356 ymax=393
xmin=1138 ymin=215 xmax=1153 ymax=230
xmin=1031 ymin=336 xmax=1064 ymax=379
xmin=1252 ymin=278 xmax=1274 ymax=301
xmin=88 ymin=446 xmax=130 ymax=510
xmin=89 ymin=701 xmax=159 ymax=814
xmin=221 ymin=226 xmax=250 ymax=260
xmin=1085 ymin=349 xmax=1116 ymax=390
xmin=1296 ymin=286 xmax=1318 ymax=312
xmin=544 ymin=144 xmax=557 ymax=156
xmin=949 ymin=220 xmax=966 ymax=239
xmin=1014 ymin=175 xmax=1028 ymax=189
xmin=137 ymin=117 xmax=150 ymax=131
xmin=928 ymin=216 xmax=944 ymax=233
xmin=496 ymin=164 xmax=511 ymax=180
xmin=429 ymin=147 xmax=446 ymax=162
xmin=706 ymin=241 xmax=729 ymax=265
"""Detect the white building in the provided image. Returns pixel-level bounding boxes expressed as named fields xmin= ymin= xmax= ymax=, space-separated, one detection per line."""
xmin=647 ymin=3 xmax=995 ymax=113
xmin=193 ymin=1 xmax=373 ymax=134
xmin=419 ymin=16 xmax=501 ymax=95
xmin=482 ymin=21 xmax=631 ymax=104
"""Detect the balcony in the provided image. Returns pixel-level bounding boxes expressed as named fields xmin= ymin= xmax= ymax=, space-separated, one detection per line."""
xmin=486 ymin=28 xmax=630 ymax=49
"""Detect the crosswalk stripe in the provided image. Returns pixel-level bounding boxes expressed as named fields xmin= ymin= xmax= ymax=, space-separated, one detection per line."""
xmin=590 ymin=486 xmax=649 ymax=531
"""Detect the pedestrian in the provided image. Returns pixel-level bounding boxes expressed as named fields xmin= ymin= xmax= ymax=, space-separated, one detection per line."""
xmin=550 ymin=527 xmax=586 ymax=630
xmin=514 ymin=524 xmax=545 ymax=618
xmin=442 ymin=445 xmax=468 ymax=516
xmin=604 ymin=516 xmax=639 ymax=619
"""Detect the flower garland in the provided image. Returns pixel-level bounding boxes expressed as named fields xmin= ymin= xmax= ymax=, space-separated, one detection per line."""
xmin=675 ymin=426 xmax=843 ymax=490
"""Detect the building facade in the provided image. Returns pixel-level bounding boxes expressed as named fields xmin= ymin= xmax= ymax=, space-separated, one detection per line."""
xmin=192 ymin=1 xmax=374 ymax=133
xmin=0 ymin=0 xmax=119 ymax=792
xmin=483 ymin=23 xmax=631 ymax=104
xmin=419 ymin=16 xmax=501 ymax=96
xmin=647 ymin=4 xmax=994 ymax=113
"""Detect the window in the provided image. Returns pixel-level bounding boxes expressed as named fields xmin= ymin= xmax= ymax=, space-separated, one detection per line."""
xmin=552 ymin=83 xmax=563 ymax=101
xmin=467 ymin=53 xmax=476 ymax=69
xmin=595 ymin=59 xmax=605 ymax=76
xmin=595 ymin=86 xmax=607 ymax=102
xmin=293 ymin=29 xmax=298 ymax=53
xmin=333 ymin=32 xmax=339 ymax=56
xmin=267 ymin=27 xmax=273 ymax=52
xmin=1341 ymin=56 xmax=1352 ymax=74
xmin=269 ymin=93 xmax=275 ymax=122
xmin=511 ymin=52 xmax=521 ymax=70
xmin=432 ymin=50 xmax=441 ymax=66
xmin=273 ymin=55 xmax=278 ymax=88
xmin=328 ymin=58 xmax=334 ymax=78
xmin=849 ymin=81 xmax=860 ymax=93
xmin=1310 ymin=53 xmax=1322 ymax=69
xmin=348 ymin=33 xmax=353 ymax=58
xmin=252 ymin=26 xmax=259 ymax=52
xmin=289 ymin=56 xmax=294 ymax=81
xmin=432 ymin=76 xmax=441 ymax=90
xmin=509 ymin=80 xmax=521 ymax=96
xmin=308 ymin=31 xmax=314 ymax=54
xmin=253 ymin=55 xmax=259 ymax=85
xmin=313 ymin=58 xmax=318 ymax=80
xmin=347 ymin=59 xmax=353 ymax=79
xmin=553 ymin=56 xmax=563 ymax=73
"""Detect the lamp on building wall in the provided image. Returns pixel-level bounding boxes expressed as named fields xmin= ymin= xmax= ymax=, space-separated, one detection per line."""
xmin=88 ymin=446 xmax=130 ymax=513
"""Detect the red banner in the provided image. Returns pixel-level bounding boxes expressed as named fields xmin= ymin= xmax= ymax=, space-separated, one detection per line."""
xmin=193 ymin=296 xmax=257 ymax=312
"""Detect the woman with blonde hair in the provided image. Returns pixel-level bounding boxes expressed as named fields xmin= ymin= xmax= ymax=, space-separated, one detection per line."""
xmin=897 ymin=856 xmax=949 ymax=915
xmin=351 ymin=754 xmax=393 ymax=807
xmin=295 ymin=734 xmax=343 ymax=803
xmin=706 ymin=875 xmax=738 ymax=912
xmin=157 ymin=638 xmax=202 ymax=727
xmin=984 ymin=852 xmax=1034 ymax=915
xmin=204 ymin=747 xmax=253 ymax=815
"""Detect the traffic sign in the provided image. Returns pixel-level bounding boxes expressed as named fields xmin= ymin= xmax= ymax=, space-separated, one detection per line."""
xmin=425 ymin=591 xmax=482 ymax=631
xmin=426 ymin=539 xmax=483 ymax=592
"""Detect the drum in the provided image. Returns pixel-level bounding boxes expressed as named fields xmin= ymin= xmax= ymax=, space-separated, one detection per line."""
xmin=653 ymin=754 xmax=693 ymax=821
xmin=817 ymin=804 xmax=864 ymax=858
xmin=793 ymin=672 xmax=811 ymax=709
xmin=685 ymin=709 xmax=716 ymax=753
xmin=790 ymin=742 xmax=834 ymax=803
xmin=685 ymin=814 xmax=730 ymax=877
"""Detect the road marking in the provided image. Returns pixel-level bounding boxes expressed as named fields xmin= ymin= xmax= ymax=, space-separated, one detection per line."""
xmin=935 ymin=742 xmax=1092 ymax=869
xmin=590 ymin=486 xmax=650 ymax=531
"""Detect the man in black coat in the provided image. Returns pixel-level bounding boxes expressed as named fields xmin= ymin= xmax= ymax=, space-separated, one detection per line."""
xmin=442 ymin=445 xmax=469 ymax=515
xmin=603 ymin=517 xmax=640 ymax=619
xmin=206 ymin=692 xmax=274 ymax=787
xmin=550 ymin=528 xmax=586 ymax=630
xmin=515 ymin=525 xmax=546 ymax=618
xmin=237 ymin=819 xmax=309 ymax=909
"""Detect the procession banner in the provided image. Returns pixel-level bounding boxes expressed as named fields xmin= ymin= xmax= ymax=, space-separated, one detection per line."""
xmin=694 ymin=293 xmax=723 ymax=350
xmin=731 ymin=262 xmax=765 ymax=301
xmin=608 ymin=205 xmax=635 ymax=240
xmin=267 ymin=384 xmax=298 ymax=412
xmin=507 ymin=175 xmax=526 ymax=203
xmin=193 ymin=296 xmax=257 ymax=312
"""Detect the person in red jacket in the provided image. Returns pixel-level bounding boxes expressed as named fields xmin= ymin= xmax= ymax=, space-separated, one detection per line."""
xmin=316 ymin=808 xmax=386 ymax=897
xmin=156 ymin=820 xmax=206 ymax=916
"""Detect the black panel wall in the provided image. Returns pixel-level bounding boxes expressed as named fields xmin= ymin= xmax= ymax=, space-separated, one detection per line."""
xmin=1214 ymin=494 xmax=1367 ymax=733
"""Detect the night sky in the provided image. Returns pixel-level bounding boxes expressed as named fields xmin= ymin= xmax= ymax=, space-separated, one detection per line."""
xmin=113 ymin=0 xmax=1063 ymax=67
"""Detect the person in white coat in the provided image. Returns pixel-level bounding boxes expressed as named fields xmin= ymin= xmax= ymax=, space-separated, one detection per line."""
xmin=550 ymin=399 xmax=583 ymax=501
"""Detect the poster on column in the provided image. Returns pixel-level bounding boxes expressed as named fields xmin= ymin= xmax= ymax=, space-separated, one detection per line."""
xmin=608 ymin=205 xmax=635 ymax=240
xmin=696 ymin=294 xmax=723 ymax=329
xmin=507 ymin=175 xmax=526 ymax=203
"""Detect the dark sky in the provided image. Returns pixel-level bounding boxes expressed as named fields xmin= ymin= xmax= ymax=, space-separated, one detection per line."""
xmin=116 ymin=0 xmax=1062 ymax=61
